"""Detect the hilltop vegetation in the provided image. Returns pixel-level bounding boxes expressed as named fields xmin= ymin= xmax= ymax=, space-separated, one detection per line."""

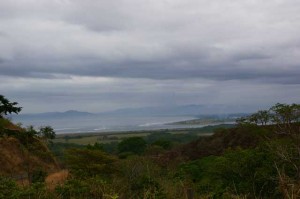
xmin=0 ymin=117 xmax=59 ymax=174
xmin=0 ymin=96 xmax=58 ymax=179
xmin=1 ymin=95 xmax=300 ymax=198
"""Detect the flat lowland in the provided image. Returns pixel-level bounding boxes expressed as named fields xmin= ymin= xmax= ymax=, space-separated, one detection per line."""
xmin=54 ymin=132 xmax=151 ymax=145
xmin=53 ymin=124 xmax=233 ymax=145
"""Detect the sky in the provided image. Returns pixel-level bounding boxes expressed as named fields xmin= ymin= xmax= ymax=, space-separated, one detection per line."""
xmin=1 ymin=0 xmax=300 ymax=113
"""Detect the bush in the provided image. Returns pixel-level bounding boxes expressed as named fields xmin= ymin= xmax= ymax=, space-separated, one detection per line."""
xmin=65 ymin=148 xmax=117 ymax=178
xmin=20 ymin=182 xmax=53 ymax=199
xmin=152 ymin=140 xmax=172 ymax=150
xmin=55 ymin=177 xmax=120 ymax=199
xmin=31 ymin=168 xmax=47 ymax=183
xmin=0 ymin=176 xmax=21 ymax=199
xmin=178 ymin=147 xmax=280 ymax=198
xmin=118 ymin=137 xmax=147 ymax=155
xmin=55 ymin=178 xmax=90 ymax=199
xmin=131 ymin=176 xmax=166 ymax=199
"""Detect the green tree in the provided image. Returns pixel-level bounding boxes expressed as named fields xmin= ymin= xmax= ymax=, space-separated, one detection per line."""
xmin=250 ymin=110 xmax=270 ymax=126
xmin=25 ymin=125 xmax=38 ymax=137
xmin=118 ymin=137 xmax=147 ymax=155
xmin=236 ymin=103 xmax=300 ymax=130
xmin=0 ymin=95 xmax=22 ymax=118
xmin=38 ymin=126 xmax=56 ymax=144
xmin=66 ymin=148 xmax=117 ymax=178
xmin=269 ymin=103 xmax=300 ymax=134
xmin=179 ymin=148 xmax=279 ymax=198
xmin=237 ymin=110 xmax=270 ymax=126
xmin=267 ymin=103 xmax=300 ymax=197
xmin=152 ymin=140 xmax=172 ymax=150
xmin=86 ymin=142 xmax=104 ymax=151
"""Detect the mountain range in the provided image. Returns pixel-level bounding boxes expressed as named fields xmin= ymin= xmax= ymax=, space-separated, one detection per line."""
xmin=12 ymin=104 xmax=251 ymax=120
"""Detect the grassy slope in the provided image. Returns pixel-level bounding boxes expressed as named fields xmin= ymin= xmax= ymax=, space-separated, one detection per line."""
xmin=0 ymin=118 xmax=59 ymax=176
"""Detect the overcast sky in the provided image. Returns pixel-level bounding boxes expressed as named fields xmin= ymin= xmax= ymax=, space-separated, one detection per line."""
xmin=1 ymin=0 xmax=300 ymax=113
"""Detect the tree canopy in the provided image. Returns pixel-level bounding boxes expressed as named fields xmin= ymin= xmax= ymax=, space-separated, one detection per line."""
xmin=236 ymin=103 xmax=300 ymax=134
xmin=0 ymin=95 xmax=22 ymax=118
xmin=118 ymin=137 xmax=147 ymax=155
xmin=38 ymin=126 xmax=56 ymax=143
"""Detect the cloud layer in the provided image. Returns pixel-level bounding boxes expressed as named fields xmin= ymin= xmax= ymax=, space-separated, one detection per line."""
xmin=1 ymin=0 xmax=300 ymax=113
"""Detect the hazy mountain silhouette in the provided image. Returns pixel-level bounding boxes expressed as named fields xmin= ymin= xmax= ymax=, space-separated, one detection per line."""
xmin=13 ymin=104 xmax=251 ymax=120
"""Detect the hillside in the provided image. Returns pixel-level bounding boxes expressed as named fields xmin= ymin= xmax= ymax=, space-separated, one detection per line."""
xmin=1 ymin=101 xmax=300 ymax=198
xmin=179 ymin=125 xmax=270 ymax=160
xmin=0 ymin=118 xmax=59 ymax=177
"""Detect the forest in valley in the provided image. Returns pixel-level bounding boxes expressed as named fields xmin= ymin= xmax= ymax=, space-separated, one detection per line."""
xmin=1 ymin=95 xmax=300 ymax=198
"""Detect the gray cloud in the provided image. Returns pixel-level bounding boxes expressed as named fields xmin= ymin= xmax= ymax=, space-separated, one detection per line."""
xmin=1 ymin=0 xmax=300 ymax=112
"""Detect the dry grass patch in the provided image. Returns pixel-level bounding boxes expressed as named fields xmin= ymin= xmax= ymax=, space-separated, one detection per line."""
xmin=45 ymin=170 xmax=69 ymax=190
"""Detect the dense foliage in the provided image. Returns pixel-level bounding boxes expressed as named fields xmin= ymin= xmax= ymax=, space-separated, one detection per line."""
xmin=118 ymin=137 xmax=147 ymax=156
xmin=1 ymin=98 xmax=300 ymax=198
xmin=0 ymin=95 xmax=22 ymax=118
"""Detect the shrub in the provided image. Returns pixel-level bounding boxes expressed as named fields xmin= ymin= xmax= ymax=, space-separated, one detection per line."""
xmin=65 ymin=148 xmax=117 ymax=178
xmin=118 ymin=137 xmax=147 ymax=155
xmin=0 ymin=176 xmax=21 ymax=199
xmin=31 ymin=168 xmax=47 ymax=183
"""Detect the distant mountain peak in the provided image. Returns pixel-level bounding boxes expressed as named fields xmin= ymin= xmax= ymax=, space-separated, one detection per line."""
xmin=13 ymin=110 xmax=95 ymax=120
xmin=63 ymin=110 xmax=92 ymax=114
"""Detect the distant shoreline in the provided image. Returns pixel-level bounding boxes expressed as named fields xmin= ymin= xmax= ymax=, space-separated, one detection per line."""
xmin=168 ymin=119 xmax=235 ymax=125
xmin=53 ymin=119 xmax=236 ymax=135
xmin=55 ymin=123 xmax=235 ymax=138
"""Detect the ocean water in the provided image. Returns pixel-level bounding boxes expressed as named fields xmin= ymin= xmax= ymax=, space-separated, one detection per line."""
xmin=12 ymin=115 xmax=208 ymax=134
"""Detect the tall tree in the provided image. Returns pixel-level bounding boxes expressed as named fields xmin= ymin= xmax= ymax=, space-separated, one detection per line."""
xmin=270 ymin=103 xmax=300 ymax=134
xmin=0 ymin=95 xmax=22 ymax=118
xmin=38 ymin=126 xmax=56 ymax=144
